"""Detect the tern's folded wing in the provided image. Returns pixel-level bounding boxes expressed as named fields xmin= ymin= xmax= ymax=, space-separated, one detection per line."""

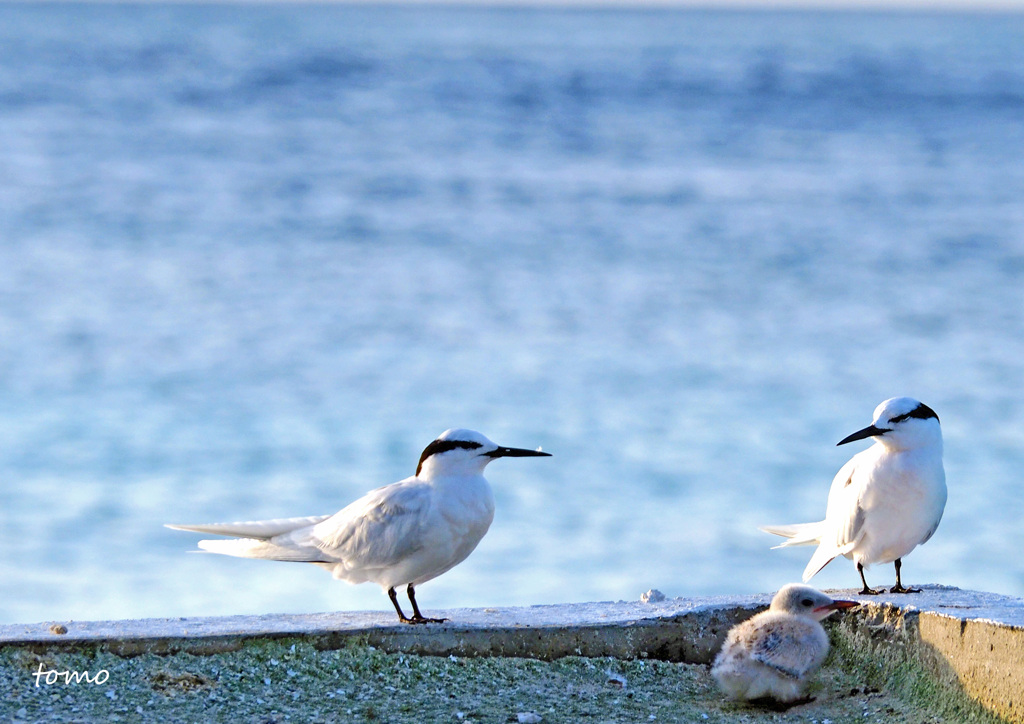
xmin=297 ymin=479 xmax=431 ymax=569
xmin=823 ymin=454 xmax=869 ymax=549
xmin=802 ymin=498 xmax=865 ymax=581
xmin=750 ymin=620 xmax=820 ymax=679
xmin=823 ymin=455 xmax=859 ymax=516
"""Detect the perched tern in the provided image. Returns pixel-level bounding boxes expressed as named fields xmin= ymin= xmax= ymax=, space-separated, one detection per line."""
xmin=167 ymin=429 xmax=551 ymax=624
xmin=712 ymin=583 xmax=858 ymax=704
xmin=761 ymin=397 xmax=946 ymax=595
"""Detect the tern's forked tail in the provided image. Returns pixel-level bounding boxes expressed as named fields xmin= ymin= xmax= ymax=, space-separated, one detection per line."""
xmin=165 ymin=515 xmax=332 ymax=540
xmin=759 ymin=521 xmax=825 ymax=548
xmin=761 ymin=521 xmax=850 ymax=582
xmin=197 ymin=537 xmax=327 ymax=562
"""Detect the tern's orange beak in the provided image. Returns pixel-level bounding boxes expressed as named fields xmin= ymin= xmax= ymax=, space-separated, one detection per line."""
xmin=815 ymin=599 xmax=859 ymax=613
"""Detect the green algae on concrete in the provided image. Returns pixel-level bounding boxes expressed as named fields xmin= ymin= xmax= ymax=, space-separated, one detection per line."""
xmin=831 ymin=602 xmax=1013 ymax=724
xmin=0 ymin=635 xmax=1004 ymax=724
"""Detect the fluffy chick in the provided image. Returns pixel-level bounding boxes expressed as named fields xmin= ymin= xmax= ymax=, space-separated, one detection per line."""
xmin=711 ymin=583 xmax=857 ymax=704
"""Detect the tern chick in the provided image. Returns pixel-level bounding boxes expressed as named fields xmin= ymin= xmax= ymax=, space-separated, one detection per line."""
xmin=712 ymin=584 xmax=857 ymax=704
xmin=761 ymin=397 xmax=946 ymax=594
xmin=167 ymin=429 xmax=550 ymax=624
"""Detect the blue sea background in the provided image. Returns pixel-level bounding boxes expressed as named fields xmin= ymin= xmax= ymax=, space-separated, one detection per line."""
xmin=1 ymin=4 xmax=1023 ymax=625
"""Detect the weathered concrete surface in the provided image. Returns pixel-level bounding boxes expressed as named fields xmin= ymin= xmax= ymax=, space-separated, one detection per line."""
xmin=0 ymin=593 xmax=765 ymax=662
xmin=917 ymin=615 xmax=1023 ymax=721
xmin=2 ymin=584 xmax=1022 ymax=721
xmin=832 ymin=586 xmax=1024 ymax=724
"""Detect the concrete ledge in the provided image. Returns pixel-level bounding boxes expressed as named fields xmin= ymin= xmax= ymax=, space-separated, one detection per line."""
xmin=0 ymin=594 xmax=764 ymax=662
xmin=830 ymin=586 xmax=1024 ymax=724
xmin=3 ymin=585 xmax=1022 ymax=722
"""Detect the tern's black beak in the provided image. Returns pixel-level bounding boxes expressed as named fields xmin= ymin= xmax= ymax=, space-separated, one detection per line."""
xmin=484 ymin=446 xmax=551 ymax=458
xmin=837 ymin=424 xmax=889 ymax=446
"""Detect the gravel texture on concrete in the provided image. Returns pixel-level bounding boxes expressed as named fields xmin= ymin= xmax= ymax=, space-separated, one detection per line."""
xmin=1 ymin=585 xmax=1019 ymax=723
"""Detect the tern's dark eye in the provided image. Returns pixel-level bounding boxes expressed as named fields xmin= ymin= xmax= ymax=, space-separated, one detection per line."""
xmin=801 ymin=598 xmax=814 ymax=607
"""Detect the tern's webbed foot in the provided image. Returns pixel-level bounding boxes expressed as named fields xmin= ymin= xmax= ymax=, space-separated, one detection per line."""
xmin=858 ymin=586 xmax=881 ymax=595
xmin=888 ymin=585 xmax=920 ymax=594
xmin=402 ymin=615 xmax=448 ymax=625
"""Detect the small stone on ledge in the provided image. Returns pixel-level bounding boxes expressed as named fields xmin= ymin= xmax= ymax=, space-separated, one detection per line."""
xmin=640 ymin=589 xmax=665 ymax=603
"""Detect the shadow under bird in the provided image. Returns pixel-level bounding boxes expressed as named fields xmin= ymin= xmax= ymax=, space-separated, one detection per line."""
xmin=761 ymin=397 xmax=946 ymax=595
xmin=712 ymin=583 xmax=858 ymax=704
xmin=167 ymin=429 xmax=551 ymax=624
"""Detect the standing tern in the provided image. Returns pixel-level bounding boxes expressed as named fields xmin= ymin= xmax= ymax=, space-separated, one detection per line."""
xmin=761 ymin=397 xmax=946 ymax=595
xmin=712 ymin=583 xmax=858 ymax=704
xmin=167 ymin=429 xmax=551 ymax=624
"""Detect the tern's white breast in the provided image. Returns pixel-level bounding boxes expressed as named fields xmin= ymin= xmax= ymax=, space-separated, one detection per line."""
xmin=389 ymin=473 xmax=495 ymax=588
xmin=850 ymin=445 xmax=946 ymax=565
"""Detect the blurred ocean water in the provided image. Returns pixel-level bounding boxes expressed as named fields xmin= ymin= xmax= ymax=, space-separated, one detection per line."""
xmin=1 ymin=4 xmax=1024 ymax=624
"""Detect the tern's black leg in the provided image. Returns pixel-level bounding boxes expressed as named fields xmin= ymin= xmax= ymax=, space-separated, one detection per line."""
xmin=387 ymin=587 xmax=415 ymax=623
xmin=889 ymin=559 xmax=921 ymax=594
xmin=858 ymin=563 xmax=881 ymax=595
xmin=406 ymin=584 xmax=447 ymax=624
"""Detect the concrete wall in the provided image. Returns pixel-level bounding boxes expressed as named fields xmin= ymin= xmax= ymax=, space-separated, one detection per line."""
xmin=2 ymin=584 xmax=1021 ymax=721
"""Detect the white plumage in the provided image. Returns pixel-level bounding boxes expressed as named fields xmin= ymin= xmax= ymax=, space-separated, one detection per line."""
xmin=712 ymin=584 xmax=857 ymax=704
xmin=167 ymin=429 xmax=550 ymax=623
xmin=761 ymin=397 xmax=946 ymax=595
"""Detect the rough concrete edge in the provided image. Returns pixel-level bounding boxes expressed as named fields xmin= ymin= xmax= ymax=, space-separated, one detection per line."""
xmin=4 ymin=590 xmax=1023 ymax=722
xmin=833 ymin=601 xmax=1020 ymax=724
xmin=1 ymin=605 xmax=763 ymax=664
xmin=917 ymin=610 xmax=1023 ymax=724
